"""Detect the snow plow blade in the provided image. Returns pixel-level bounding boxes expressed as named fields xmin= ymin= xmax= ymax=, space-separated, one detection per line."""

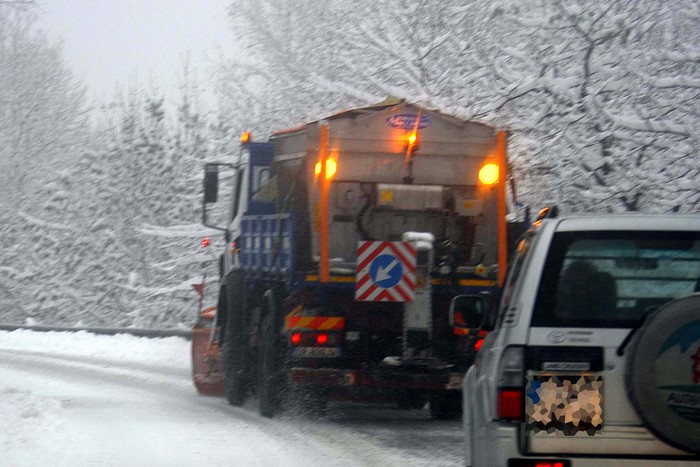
xmin=191 ymin=308 xmax=224 ymax=397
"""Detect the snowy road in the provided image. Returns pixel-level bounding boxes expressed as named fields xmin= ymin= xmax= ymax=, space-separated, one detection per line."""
xmin=0 ymin=330 xmax=464 ymax=466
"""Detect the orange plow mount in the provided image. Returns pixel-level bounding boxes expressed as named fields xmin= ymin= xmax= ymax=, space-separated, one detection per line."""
xmin=191 ymin=306 xmax=224 ymax=396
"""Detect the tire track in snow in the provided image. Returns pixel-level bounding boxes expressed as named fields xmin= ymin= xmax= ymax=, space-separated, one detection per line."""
xmin=0 ymin=333 xmax=464 ymax=466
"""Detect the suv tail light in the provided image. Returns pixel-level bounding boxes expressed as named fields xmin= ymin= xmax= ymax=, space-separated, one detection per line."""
xmin=508 ymin=460 xmax=570 ymax=467
xmin=497 ymin=346 xmax=525 ymax=420
xmin=497 ymin=389 xmax=524 ymax=419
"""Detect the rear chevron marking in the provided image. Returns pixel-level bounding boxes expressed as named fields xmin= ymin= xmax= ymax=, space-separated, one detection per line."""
xmin=355 ymin=241 xmax=417 ymax=302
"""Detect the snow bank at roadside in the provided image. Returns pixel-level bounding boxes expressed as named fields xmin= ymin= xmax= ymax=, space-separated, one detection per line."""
xmin=0 ymin=329 xmax=190 ymax=369
xmin=0 ymin=330 xmax=192 ymax=465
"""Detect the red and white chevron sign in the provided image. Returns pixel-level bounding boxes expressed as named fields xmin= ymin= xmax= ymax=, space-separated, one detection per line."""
xmin=355 ymin=241 xmax=416 ymax=302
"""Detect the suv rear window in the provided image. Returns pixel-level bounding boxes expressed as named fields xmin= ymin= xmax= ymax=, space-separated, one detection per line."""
xmin=532 ymin=230 xmax=700 ymax=328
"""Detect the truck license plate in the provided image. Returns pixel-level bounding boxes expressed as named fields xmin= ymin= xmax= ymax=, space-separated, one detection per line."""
xmin=446 ymin=373 xmax=463 ymax=390
xmin=293 ymin=347 xmax=341 ymax=358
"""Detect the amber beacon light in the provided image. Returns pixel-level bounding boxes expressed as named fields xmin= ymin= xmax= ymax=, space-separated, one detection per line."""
xmin=315 ymin=157 xmax=337 ymax=180
xmin=478 ymin=163 xmax=499 ymax=185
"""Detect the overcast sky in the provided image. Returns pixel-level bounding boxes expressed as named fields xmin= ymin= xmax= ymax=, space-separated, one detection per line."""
xmin=37 ymin=0 xmax=234 ymax=107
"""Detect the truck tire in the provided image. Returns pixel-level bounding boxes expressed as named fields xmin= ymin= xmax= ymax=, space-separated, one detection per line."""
xmin=625 ymin=295 xmax=700 ymax=454
xmin=429 ymin=391 xmax=462 ymax=420
xmin=222 ymin=272 xmax=248 ymax=407
xmin=258 ymin=290 xmax=282 ymax=418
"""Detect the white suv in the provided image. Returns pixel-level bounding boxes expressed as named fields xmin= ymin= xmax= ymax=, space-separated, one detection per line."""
xmin=452 ymin=212 xmax=700 ymax=467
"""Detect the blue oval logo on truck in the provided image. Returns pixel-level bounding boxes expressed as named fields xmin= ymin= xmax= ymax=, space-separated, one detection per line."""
xmin=386 ymin=114 xmax=432 ymax=130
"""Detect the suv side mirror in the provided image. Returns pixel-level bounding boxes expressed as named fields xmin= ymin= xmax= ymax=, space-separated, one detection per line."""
xmin=449 ymin=294 xmax=487 ymax=330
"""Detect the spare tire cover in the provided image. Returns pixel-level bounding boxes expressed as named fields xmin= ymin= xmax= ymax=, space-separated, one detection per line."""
xmin=626 ymin=294 xmax=700 ymax=453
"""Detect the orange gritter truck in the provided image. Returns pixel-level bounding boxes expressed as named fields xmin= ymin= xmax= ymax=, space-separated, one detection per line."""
xmin=192 ymin=100 xmax=526 ymax=418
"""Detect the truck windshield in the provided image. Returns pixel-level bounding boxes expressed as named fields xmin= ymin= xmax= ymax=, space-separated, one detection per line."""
xmin=532 ymin=230 xmax=700 ymax=328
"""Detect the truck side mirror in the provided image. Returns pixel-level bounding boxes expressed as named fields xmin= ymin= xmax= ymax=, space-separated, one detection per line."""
xmin=449 ymin=294 xmax=487 ymax=330
xmin=204 ymin=164 xmax=219 ymax=203
xmin=202 ymin=163 xmax=233 ymax=231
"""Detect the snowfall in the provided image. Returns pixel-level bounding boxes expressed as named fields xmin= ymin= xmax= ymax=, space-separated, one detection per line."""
xmin=0 ymin=329 xmax=463 ymax=467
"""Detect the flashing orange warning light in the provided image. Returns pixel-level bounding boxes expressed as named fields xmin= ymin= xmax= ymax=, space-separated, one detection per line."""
xmin=478 ymin=163 xmax=499 ymax=185
xmin=240 ymin=131 xmax=252 ymax=144
xmin=405 ymin=130 xmax=420 ymax=154
xmin=314 ymin=158 xmax=337 ymax=179
xmin=407 ymin=131 xmax=418 ymax=147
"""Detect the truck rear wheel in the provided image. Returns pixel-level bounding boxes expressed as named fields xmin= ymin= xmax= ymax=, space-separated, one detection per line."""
xmin=222 ymin=339 xmax=246 ymax=406
xmin=222 ymin=273 xmax=248 ymax=406
xmin=258 ymin=290 xmax=282 ymax=418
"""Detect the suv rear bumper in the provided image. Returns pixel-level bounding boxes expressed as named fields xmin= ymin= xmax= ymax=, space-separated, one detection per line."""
xmin=474 ymin=422 xmax=700 ymax=466
xmin=507 ymin=458 xmax=700 ymax=466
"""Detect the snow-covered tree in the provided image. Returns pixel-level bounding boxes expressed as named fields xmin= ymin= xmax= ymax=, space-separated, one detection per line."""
xmin=465 ymin=0 xmax=700 ymax=213
xmin=72 ymin=84 xmax=215 ymax=328
xmin=216 ymin=0 xmax=371 ymax=137
xmin=0 ymin=4 xmax=225 ymax=328
xmin=0 ymin=4 xmax=87 ymax=209
xmin=0 ymin=4 xmax=88 ymax=321
xmin=217 ymin=0 xmax=700 ymax=213
xmin=3 ymin=0 xmax=699 ymax=328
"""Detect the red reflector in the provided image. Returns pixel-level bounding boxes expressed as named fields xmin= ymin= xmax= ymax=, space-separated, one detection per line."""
xmin=474 ymin=338 xmax=484 ymax=352
xmin=291 ymin=332 xmax=301 ymax=345
xmin=201 ymin=237 xmax=210 ymax=248
xmin=497 ymin=388 xmax=524 ymax=420
xmin=316 ymin=333 xmax=328 ymax=345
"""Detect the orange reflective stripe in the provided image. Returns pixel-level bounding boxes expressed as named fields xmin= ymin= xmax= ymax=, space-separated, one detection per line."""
xmin=285 ymin=316 xmax=345 ymax=331
xmin=457 ymin=279 xmax=497 ymax=287
xmin=304 ymin=275 xmax=355 ymax=283
xmin=318 ymin=317 xmax=344 ymax=330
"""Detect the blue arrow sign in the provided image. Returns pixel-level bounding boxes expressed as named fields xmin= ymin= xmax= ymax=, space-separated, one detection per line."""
xmin=369 ymin=254 xmax=404 ymax=289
